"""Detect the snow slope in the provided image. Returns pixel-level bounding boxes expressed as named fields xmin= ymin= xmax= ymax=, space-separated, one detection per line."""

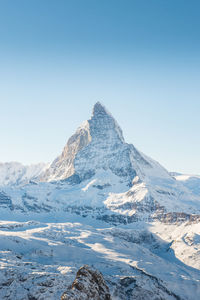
xmin=0 ymin=218 xmax=199 ymax=300
xmin=173 ymin=173 xmax=200 ymax=197
xmin=0 ymin=162 xmax=48 ymax=187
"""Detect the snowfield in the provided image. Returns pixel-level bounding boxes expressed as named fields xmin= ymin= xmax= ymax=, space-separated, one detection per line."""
xmin=0 ymin=162 xmax=48 ymax=187
xmin=0 ymin=217 xmax=199 ymax=300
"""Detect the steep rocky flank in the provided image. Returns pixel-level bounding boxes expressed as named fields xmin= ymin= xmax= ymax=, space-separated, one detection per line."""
xmin=41 ymin=102 xmax=146 ymax=184
xmin=61 ymin=265 xmax=111 ymax=300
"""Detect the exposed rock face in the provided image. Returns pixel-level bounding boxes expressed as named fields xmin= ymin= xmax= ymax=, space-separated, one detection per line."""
xmin=41 ymin=120 xmax=92 ymax=182
xmin=61 ymin=265 xmax=111 ymax=300
xmin=41 ymin=102 xmax=148 ymax=184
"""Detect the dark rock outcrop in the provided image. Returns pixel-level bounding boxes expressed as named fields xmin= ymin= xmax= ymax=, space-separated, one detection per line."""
xmin=61 ymin=265 xmax=111 ymax=300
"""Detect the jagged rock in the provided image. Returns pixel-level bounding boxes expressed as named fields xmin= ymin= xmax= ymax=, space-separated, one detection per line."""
xmin=61 ymin=265 xmax=111 ymax=300
xmin=41 ymin=102 xmax=147 ymax=184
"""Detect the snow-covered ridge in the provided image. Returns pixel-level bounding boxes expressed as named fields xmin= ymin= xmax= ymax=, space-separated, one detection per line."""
xmin=0 ymin=162 xmax=48 ymax=187
xmin=172 ymin=173 xmax=200 ymax=196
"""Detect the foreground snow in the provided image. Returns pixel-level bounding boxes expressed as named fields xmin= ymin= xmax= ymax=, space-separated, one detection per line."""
xmin=0 ymin=216 xmax=199 ymax=300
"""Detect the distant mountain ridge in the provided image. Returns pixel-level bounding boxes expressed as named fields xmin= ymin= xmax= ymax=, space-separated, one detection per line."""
xmin=0 ymin=162 xmax=48 ymax=187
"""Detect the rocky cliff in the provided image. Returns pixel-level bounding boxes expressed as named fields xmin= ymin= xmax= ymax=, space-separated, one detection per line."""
xmin=61 ymin=265 xmax=111 ymax=300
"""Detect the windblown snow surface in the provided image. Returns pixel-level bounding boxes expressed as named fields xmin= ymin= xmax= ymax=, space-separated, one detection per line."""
xmin=0 ymin=162 xmax=48 ymax=187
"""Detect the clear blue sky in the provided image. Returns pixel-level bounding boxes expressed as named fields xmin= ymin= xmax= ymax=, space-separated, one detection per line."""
xmin=0 ymin=0 xmax=200 ymax=174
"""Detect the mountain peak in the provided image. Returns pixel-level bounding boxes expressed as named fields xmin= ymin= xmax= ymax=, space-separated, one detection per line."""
xmin=92 ymin=102 xmax=110 ymax=117
xmin=91 ymin=102 xmax=125 ymax=143
xmin=41 ymin=102 xmax=136 ymax=183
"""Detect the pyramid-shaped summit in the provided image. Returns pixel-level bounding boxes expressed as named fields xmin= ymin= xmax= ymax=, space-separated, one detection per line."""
xmin=41 ymin=102 xmax=145 ymax=183
xmin=92 ymin=101 xmax=111 ymax=116
xmin=89 ymin=102 xmax=125 ymax=143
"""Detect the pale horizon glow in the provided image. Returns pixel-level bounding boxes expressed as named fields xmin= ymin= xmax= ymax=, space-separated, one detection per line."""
xmin=0 ymin=0 xmax=199 ymax=175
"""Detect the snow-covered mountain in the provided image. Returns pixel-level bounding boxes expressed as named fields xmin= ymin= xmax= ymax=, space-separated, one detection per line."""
xmin=41 ymin=101 xmax=167 ymax=185
xmin=2 ymin=101 xmax=198 ymax=218
xmin=172 ymin=173 xmax=200 ymax=196
xmin=0 ymin=102 xmax=199 ymax=300
xmin=0 ymin=162 xmax=48 ymax=187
